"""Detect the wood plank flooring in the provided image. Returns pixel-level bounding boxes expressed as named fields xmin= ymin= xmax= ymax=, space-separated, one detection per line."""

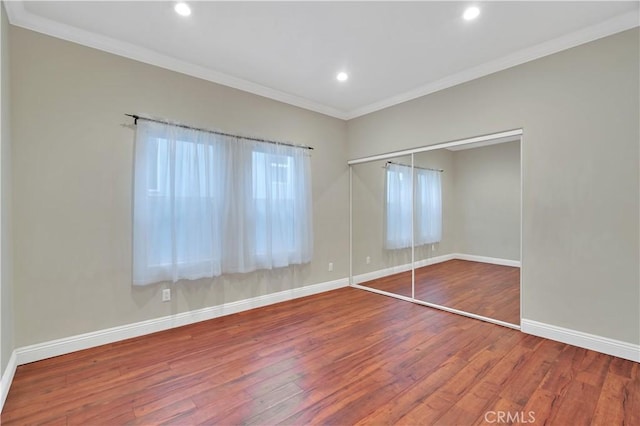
xmin=360 ymin=259 xmax=520 ymax=325
xmin=2 ymin=287 xmax=637 ymax=425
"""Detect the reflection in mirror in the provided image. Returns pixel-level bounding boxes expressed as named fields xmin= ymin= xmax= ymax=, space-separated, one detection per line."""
xmin=351 ymin=155 xmax=413 ymax=298
xmin=413 ymin=139 xmax=521 ymax=325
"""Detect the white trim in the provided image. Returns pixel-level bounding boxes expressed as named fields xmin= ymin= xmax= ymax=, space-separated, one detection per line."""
xmin=352 ymin=253 xmax=522 ymax=329
xmin=454 ymin=253 xmax=521 ymax=268
xmin=344 ymin=10 xmax=640 ymax=119
xmin=4 ymin=3 xmax=638 ymax=120
xmin=349 ymin=167 xmax=353 ymax=286
xmin=352 ymin=262 xmax=412 ymax=285
xmin=415 ymin=254 xmax=457 ymax=269
xmin=348 ymin=129 xmax=523 ymax=165
xmin=411 ymin=130 xmax=523 ymax=156
xmin=352 ymin=254 xmax=521 ymax=330
xmin=520 ymin=134 xmax=524 ymax=327
xmin=351 ymin=283 xmax=414 ymax=303
xmin=3 ymin=1 xmax=349 ymax=120
xmin=413 ymin=299 xmax=520 ymax=331
xmin=410 ymin=154 xmax=415 ymax=300
xmin=521 ymin=319 xmax=640 ymax=363
xmin=13 ymin=278 xmax=348 ymax=366
xmin=445 ymin=135 xmax=521 ymax=151
xmin=352 ymin=253 xmax=518 ymax=285
xmin=0 ymin=349 xmax=16 ymax=410
xmin=0 ymin=278 xmax=348 ymax=411
xmin=352 ymin=254 xmax=455 ymax=285
xmin=0 ymin=0 xmax=4 ymax=379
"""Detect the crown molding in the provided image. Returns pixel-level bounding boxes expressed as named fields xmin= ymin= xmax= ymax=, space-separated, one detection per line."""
xmin=5 ymin=2 xmax=639 ymax=121
xmin=344 ymin=9 xmax=640 ymax=120
xmin=4 ymin=1 xmax=350 ymax=120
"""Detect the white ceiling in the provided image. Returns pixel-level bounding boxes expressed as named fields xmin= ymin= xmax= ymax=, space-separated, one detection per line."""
xmin=6 ymin=1 xmax=639 ymax=120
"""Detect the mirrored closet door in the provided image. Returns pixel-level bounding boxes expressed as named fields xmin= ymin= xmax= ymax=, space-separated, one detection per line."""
xmin=350 ymin=131 xmax=522 ymax=328
xmin=351 ymin=155 xmax=413 ymax=299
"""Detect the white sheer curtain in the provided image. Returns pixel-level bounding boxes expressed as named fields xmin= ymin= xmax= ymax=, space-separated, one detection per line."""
xmin=385 ymin=163 xmax=413 ymax=249
xmin=385 ymin=163 xmax=442 ymax=249
xmin=415 ymin=168 xmax=442 ymax=245
xmin=133 ymin=120 xmax=313 ymax=286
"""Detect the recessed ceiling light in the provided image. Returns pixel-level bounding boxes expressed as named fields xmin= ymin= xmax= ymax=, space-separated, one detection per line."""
xmin=336 ymin=72 xmax=349 ymax=82
xmin=174 ymin=2 xmax=191 ymax=17
xmin=463 ymin=6 xmax=480 ymax=21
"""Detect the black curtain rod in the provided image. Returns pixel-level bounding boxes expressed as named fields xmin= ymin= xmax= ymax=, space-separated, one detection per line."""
xmin=125 ymin=114 xmax=313 ymax=150
xmin=385 ymin=161 xmax=443 ymax=173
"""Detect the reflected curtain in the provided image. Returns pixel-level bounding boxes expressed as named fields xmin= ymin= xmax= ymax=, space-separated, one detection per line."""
xmin=415 ymin=168 xmax=442 ymax=245
xmin=385 ymin=163 xmax=442 ymax=249
xmin=385 ymin=163 xmax=413 ymax=249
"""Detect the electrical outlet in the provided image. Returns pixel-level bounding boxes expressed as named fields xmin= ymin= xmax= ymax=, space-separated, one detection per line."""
xmin=366 ymin=256 xmax=371 ymax=264
xmin=328 ymin=262 xmax=334 ymax=272
xmin=162 ymin=288 xmax=171 ymax=302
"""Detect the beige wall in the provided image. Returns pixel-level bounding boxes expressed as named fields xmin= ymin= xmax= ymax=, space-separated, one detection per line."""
xmin=10 ymin=27 xmax=349 ymax=347
xmin=1 ymin=2 xmax=14 ymax=374
xmin=348 ymin=29 xmax=640 ymax=344
xmin=6 ymin=21 xmax=639 ymax=352
xmin=453 ymin=141 xmax=521 ymax=260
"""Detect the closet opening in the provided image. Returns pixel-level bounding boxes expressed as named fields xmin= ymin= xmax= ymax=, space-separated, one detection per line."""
xmin=349 ymin=129 xmax=523 ymax=329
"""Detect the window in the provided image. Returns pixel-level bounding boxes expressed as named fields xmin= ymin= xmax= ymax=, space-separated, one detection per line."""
xmin=133 ymin=121 xmax=313 ymax=286
xmin=252 ymin=151 xmax=297 ymax=259
xmin=385 ymin=163 xmax=441 ymax=249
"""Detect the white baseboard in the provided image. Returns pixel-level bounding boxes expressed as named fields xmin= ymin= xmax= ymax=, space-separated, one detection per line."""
xmin=415 ymin=253 xmax=457 ymax=268
xmin=454 ymin=253 xmax=521 ymax=268
xmin=14 ymin=277 xmax=349 ymax=366
xmin=352 ymin=262 xmax=412 ymax=285
xmin=3 ymin=278 xmax=637 ymax=415
xmin=352 ymin=254 xmax=455 ymax=285
xmin=0 ymin=277 xmax=348 ymax=412
xmin=0 ymin=350 xmax=17 ymax=410
xmin=521 ymin=319 xmax=640 ymax=363
xmin=352 ymin=253 xmax=519 ymax=285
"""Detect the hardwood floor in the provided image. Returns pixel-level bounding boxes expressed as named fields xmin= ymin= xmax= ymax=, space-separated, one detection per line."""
xmin=2 ymin=287 xmax=638 ymax=425
xmin=360 ymin=259 xmax=520 ymax=324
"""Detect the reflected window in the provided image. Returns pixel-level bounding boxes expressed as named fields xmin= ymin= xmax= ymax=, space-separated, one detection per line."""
xmin=385 ymin=162 xmax=442 ymax=249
